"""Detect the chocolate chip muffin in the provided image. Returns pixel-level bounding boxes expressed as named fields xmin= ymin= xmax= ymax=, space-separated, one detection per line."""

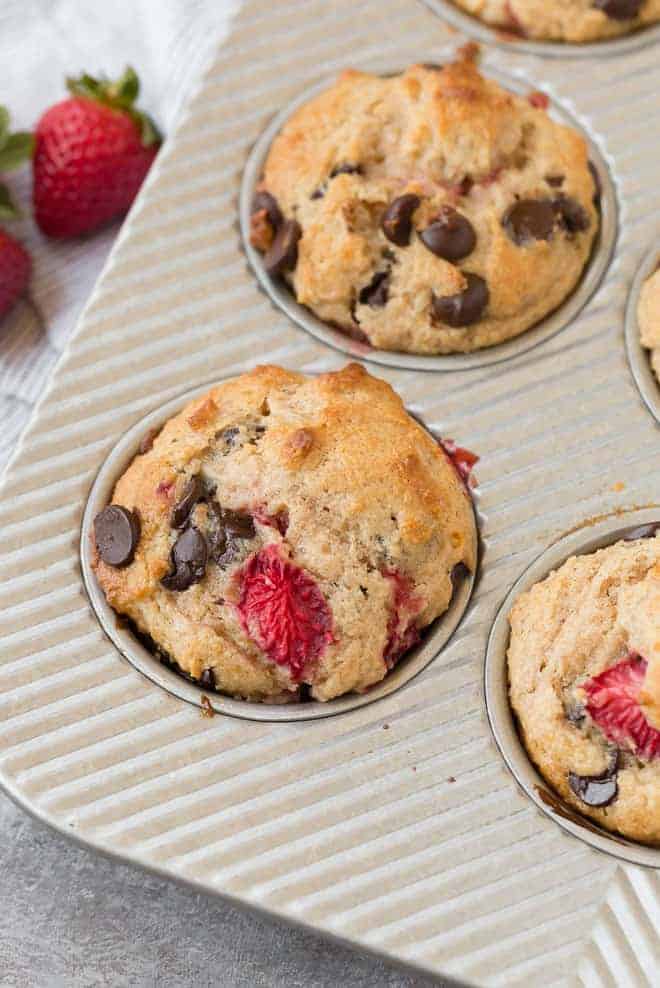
xmin=638 ymin=263 xmax=660 ymax=384
xmin=249 ymin=55 xmax=599 ymax=355
xmin=508 ymin=527 xmax=660 ymax=844
xmin=450 ymin=0 xmax=660 ymax=42
xmin=92 ymin=364 xmax=477 ymax=703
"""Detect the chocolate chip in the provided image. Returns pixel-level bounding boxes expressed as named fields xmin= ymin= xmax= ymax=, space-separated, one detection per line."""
xmin=359 ymin=270 xmax=390 ymax=308
xmin=588 ymin=161 xmax=602 ymax=207
xmin=218 ymin=425 xmax=240 ymax=452
xmin=568 ymin=751 xmax=619 ymax=808
xmin=199 ymin=667 xmax=216 ymax=690
xmin=94 ymin=505 xmax=141 ymax=567
xmin=623 ymin=522 xmax=660 ymax=541
xmin=593 ymin=0 xmax=642 ymax=20
xmin=330 ymin=163 xmax=362 ymax=178
xmin=263 ymin=219 xmax=302 ymax=277
xmin=432 ymin=272 xmax=488 ymax=327
xmin=220 ymin=508 xmax=255 ymax=540
xmin=546 ymin=175 xmax=565 ymax=188
xmin=502 ymin=198 xmax=556 ymax=244
xmin=381 ymin=194 xmax=420 ymax=247
xmin=207 ymin=503 xmax=255 ymax=566
xmin=554 ymin=196 xmax=590 ymax=234
xmin=420 ymin=206 xmax=476 ymax=261
xmin=161 ymin=526 xmax=207 ymax=592
xmin=251 ymin=191 xmax=282 ymax=232
xmin=310 ymin=186 xmax=325 ymax=200
xmin=171 ymin=475 xmax=204 ymax=529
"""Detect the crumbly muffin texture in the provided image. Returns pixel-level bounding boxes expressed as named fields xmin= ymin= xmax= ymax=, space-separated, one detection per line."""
xmin=451 ymin=0 xmax=660 ymax=42
xmin=93 ymin=364 xmax=477 ymax=703
xmin=637 ymin=264 xmax=660 ymax=384
xmin=508 ymin=532 xmax=660 ymax=844
xmin=250 ymin=56 xmax=599 ymax=355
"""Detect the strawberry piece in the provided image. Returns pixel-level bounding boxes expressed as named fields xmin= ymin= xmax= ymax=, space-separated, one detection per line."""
xmin=439 ymin=438 xmax=479 ymax=487
xmin=0 ymin=228 xmax=31 ymax=320
xmin=383 ymin=570 xmax=424 ymax=669
xmin=237 ymin=545 xmax=333 ymax=680
xmin=584 ymin=654 xmax=660 ymax=760
xmin=528 ymin=91 xmax=549 ymax=110
xmin=33 ymin=67 xmax=161 ymax=238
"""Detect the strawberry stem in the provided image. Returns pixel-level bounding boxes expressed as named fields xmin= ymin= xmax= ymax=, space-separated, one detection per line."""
xmin=65 ymin=66 xmax=162 ymax=149
xmin=0 ymin=105 xmax=34 ymax=173
xmin=0 ymin=183 xmax=21 ymax=220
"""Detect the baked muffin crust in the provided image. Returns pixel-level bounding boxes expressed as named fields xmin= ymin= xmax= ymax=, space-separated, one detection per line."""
xmin=508 ymin=532 xmax=660 ymax=844
xmin=637 ymin=265 xmax=660 ymax=384
xmin=93 ymin=364 xmax=477 ymax=702
xmin=450 ymin=0 xmax=660 ymax=43
xmin=250 ymin=55 xmax=599 ymax=355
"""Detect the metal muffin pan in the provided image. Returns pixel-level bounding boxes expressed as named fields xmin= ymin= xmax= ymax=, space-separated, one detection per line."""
xmin=240 ymin=58 xmax=618 ymax=373
xmin=421 ymin=0 xmax=660 ymax=58
xmin=626 ymin=239 xmax=660 ymax=425
xmin=80 ymin=379 xmax=480 ymax=723
xmin=485 ymin=506 xmax=660 ymax=869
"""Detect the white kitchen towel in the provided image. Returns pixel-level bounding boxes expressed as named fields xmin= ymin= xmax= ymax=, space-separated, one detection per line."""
xmin=0 ymin=0 xmax=236 ymax=471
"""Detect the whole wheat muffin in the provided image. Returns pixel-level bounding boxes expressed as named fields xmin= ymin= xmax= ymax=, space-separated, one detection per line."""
xmin=508 ymin=527 xmax=660 ymax=844
xmin=92 ymin=364 xmax=477 ymax=703
xmin=450 ymin=0 xmax=660 ymax=42
xmin=637 ymin=263 xmax=660 ymax=384
xmin=249 ymin=55 xmax=599 ymax=355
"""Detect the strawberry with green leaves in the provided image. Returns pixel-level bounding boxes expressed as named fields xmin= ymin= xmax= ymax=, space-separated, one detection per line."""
xmin=0 ymin=107 xmax=33 ymax=320
xmin=33 ymin=66 xmax=161 ymax=238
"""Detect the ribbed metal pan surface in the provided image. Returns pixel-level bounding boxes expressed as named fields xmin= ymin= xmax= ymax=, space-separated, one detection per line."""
xmin=0 ymin=1 xmax=659 ymax=986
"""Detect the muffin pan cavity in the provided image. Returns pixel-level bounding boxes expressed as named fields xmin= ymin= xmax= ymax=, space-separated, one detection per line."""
xmin=485 ymin=507 xmax=660 ymax=867
xmin=625 ymin=240 xmax=660 ymax=425
xmin=240 ymin=59 xmax=617 ymax=372
xmin=81 ymin=381 xmax=480 ymax=723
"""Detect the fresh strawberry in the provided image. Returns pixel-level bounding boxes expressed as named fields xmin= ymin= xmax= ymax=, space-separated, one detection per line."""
xmin=237 ymin=545 xmax=333 ymax=680
xmin=33 ymin=67 xmax=161 ymax=238
xmin=584 ymin=653 xmax=660 ymax=760
xmin=0 ymin=228 xmax=31 ymax=320
xmin=383 ymin=569 xmax=424 ymax=669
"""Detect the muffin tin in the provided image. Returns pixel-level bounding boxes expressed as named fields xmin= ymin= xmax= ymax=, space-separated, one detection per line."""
xmin=241 ymin=61 xmax=617 ymax=372
xmin=0 ymin=1 xmax=659 ymax=985
xmin=80 ymin=379 xmax=479 ymax=722
xmin=626 ymin=240 xmax=660 ymax=425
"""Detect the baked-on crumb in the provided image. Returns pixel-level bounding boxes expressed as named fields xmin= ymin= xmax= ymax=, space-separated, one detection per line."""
xmin=93 ymin=364 xmax=477 ymax=703
xmin=250 ymin=55 xmax=598 ymax=355
xmin=508 ymin=532 xmax=660 ymax=844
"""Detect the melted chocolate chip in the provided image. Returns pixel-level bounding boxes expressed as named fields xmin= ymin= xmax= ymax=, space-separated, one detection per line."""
xmin=623 ymin=522 xmax=660 ymax=541
xmin=502 ymin=198 xmax=556 ymax=244
xmin=588 ymin=161 xmax=602 ymax=207
xmin=263 ymin=219 xmax=302 ymax=276
xmin=359 ymin=269 xmax=390 ymax=308
xmin=568 ymin=751 xmax=619 ymax=808
xmin=546 ymin=175 xmax=565 ymax=188
xmin=554 ymin=196 xmax=590 ymax=234
xmin=207 ymin=503 xmax=255 ymax=566
xmin=161 ymin=526 xmax=208 ymax=592
xmin=171 ymin=475 xmax=204 ymax=529
xmin=330 ymin=163 xmax=362 ymax=178
xmin=381 ymin=194 xmax=420 ymax=247
xmin=593 ymin=0 xmax=642 ymax=19
xmin=218 ymin=425 xmax=240 ymax=452
xmin=251 ymin=191 xmax=282 ymax=231
xmin=432 ymin=272 xmax=488 ymax=327
xmin=94 ymin=505 xmax=141 ymax=567
xmin=221 ymin=508 xmax=255 ymax=540
xmin=199 ymin=667 xmax=216 ymax=690
xmin=420 ymin=206 xmax=476 ymax=261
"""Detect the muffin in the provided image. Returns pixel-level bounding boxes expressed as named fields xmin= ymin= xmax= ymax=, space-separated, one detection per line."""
xmin=508 ymin=527 xmax=660 ymax=844
xmin=92 ymin=364 xmax=477 ymax=703
xmin=450 ymin=0 xmax=660 ymax=43
xmin=249 ymin=54 xmax=599 ymax=355
xmin=637 ymin=263 xmax=660 ymax=384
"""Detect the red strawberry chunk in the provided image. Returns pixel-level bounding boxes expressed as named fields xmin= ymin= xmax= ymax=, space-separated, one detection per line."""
xmin=237 ymin=545 xmax=333 ymax=680
xmin=584 ymin=654 xmax=660 ymax=760
xmin=383 ymin=570 xmax=424 ymax=669
xmin=528 ymin=91 xmax=549 ymax=110
xmin=439 ymin=438 xmax=479 ymax=487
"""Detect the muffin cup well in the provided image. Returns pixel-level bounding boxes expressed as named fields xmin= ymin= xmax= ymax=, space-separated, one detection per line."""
xmin=80 ymin=379 xmax=480 ymax=724
xmin=421 ymin=0 xmax=660 ymax=57
xmin=240 ymin=59 xmax=617 ymax=372
xmin=485 ymin=507 xmax=660 ymax=867
xmin=625 ymin=241 xmax=660 ymax=426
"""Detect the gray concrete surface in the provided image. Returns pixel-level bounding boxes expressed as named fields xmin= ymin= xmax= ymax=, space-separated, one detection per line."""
xmin=0 ymin=791 xmax=445 ymax=987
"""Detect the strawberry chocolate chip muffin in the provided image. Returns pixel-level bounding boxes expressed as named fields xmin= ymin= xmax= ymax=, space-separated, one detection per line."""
xmin=92 ymin=364 xmax=477 ymax=703
xmin=450 ymin=1 xmax=660 ymax=42
xmin=637 ymin=262 xmax=660 ymax=385
xmin=508 ymin=527 xmax=660 ymax=843
xmin=249 ymin=54 xmax=599 ymax=355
